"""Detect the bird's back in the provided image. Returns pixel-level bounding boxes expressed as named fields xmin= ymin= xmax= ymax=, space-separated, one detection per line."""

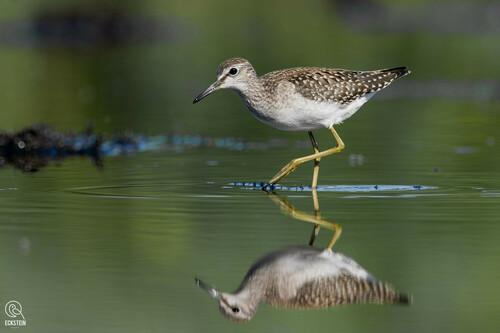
xmin=262 ymin=66 xmax=410 ymax=105
xmin=274 ymin=273 xmax=410 ymax=308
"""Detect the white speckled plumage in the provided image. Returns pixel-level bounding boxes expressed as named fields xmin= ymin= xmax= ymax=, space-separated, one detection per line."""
xmin=193 ymin=58 xmax=410 ymax=131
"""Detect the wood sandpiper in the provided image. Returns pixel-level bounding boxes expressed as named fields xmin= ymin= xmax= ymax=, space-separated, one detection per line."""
xmin=193 ymin=58 xmax=410 ymax=189
xmin=195 ymin=245 xmax=409 ymax=322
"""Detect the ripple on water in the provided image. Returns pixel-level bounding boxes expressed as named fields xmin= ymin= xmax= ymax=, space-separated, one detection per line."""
xmin=66 ymin=185 xmax=156 ymax=199
xmin=229 ymin=182 xmax=437 ymax=193
xmin=66 ymin=183 xmax=489 ymax=201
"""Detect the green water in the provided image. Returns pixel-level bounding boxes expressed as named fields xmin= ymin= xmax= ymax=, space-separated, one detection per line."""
xmin=1 ymin=0 xmax=500 ymax=332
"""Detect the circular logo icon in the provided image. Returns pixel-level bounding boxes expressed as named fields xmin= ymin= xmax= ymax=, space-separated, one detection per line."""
xmin=5 ymin=301 xmax=23 ymax=319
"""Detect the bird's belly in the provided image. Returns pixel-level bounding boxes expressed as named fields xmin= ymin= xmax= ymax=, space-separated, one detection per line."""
xmin=271 ymin=250 xmax=373 ymax=301
xmin=247 ymin=92 xmax=375 ymax=131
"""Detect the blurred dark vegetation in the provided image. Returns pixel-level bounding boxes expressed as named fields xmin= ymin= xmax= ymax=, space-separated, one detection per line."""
xmin=0 ymin=123 xmax=101 ymax=172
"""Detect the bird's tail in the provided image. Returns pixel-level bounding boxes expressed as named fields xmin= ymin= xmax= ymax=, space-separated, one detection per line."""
xmin=362 ymin=280 xmax=412 ymax=305
xmin=381 ymin=66 xmax=411 ymax=79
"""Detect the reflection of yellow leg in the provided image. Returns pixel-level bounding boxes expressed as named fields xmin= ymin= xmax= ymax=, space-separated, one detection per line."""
xmin=309 ymin=224 xmax=321 ymax=246
xmin=309 ymin=131 xmax=321 ymax=190
xmin=326 ymin=224 xmax=342 ymax=250
xmin=266 ymin=127 xmax=345 ymax=187
xmin=266 ymin=190 xmax=342 ymax=249
xmin=309 ymin=188 xmax=321 ymax=245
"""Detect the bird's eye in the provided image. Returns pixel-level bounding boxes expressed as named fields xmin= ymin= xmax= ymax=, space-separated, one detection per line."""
xmin=229 ymin=68 xmax=238 ymax=75
xmin=231 ymin=307 xmax=240 ymax=313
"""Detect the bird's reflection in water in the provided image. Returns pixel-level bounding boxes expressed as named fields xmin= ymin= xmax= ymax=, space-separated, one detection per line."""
xmin=196 ymin=190 xmax=410 ymax=322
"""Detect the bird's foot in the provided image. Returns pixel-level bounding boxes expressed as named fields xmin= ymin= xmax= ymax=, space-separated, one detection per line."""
xmin=262 ymin=183 xmax=276 ymax=192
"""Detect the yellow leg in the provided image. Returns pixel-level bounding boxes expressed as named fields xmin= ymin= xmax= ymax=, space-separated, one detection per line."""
xmin=266 ymin=127 xmax=345 ymax=187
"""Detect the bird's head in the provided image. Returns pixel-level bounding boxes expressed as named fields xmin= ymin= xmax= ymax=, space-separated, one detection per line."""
xmin=193 ymin=58 xmax=257 ymax=103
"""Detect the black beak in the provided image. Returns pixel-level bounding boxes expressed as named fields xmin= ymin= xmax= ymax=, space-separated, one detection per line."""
xmin=195 ymin=278 xmax=220 ymax=300
xmin=193 ymin=81 xmax=221 ymax=104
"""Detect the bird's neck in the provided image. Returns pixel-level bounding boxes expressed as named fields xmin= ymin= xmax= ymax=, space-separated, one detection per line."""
xmin=234 ymin=274 xmax=268 ymax=304
xmin=233 ymin=77 xmax=276 ymax=120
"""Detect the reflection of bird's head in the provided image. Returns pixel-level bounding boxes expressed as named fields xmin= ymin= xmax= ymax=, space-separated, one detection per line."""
xmin=217 ymin=292 xmax=257 ymax=322
xmin=195 ymin=278 xmax=258 ymax=322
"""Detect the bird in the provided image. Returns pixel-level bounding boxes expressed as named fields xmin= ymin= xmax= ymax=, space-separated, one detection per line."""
xmin=193 ymin=58 xmax=410 ymax=189
xmin=195 ymin=245 xmax=410 ymax=322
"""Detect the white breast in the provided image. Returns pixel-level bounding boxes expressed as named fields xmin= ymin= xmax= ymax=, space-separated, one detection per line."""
xmin=251 ymin=91 xmax=376 ymax=131
xmin=273 ymin=249 xmax=374 ymax=299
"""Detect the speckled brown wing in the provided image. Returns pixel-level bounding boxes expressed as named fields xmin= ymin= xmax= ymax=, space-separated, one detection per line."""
xmin=273 ymin=273 xmax=410 ymax=309
xmin=279 ymin=67 xmax=410 ymax=105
